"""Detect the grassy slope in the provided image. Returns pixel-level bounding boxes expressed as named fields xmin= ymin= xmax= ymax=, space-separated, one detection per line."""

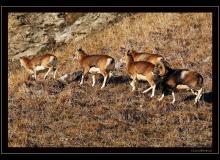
xmin=8 ymin=13 xmax=212 ymax=147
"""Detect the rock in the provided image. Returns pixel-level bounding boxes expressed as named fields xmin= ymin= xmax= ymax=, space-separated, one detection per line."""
xmin=13 ymin=45 xmax=46 ymax=59
xmin=58 ymin=71 xmax=82 ymax=84
xmin=74 ymin=20 xmax=81 ymax=25
xmin=9 ymin=13 xmax=131 ymax=60
xmin=55 ymin=19 xmax=65 ymax=27
xmin=115 ymin=58 xmax=125 ymax=69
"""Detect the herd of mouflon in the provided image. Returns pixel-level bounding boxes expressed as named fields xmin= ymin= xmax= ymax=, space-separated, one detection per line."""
xmin=19 ymin=47 xmax=204 ymax=105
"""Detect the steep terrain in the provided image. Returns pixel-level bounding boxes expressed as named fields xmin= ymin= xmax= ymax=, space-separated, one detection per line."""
xmin=8 ymin=13 xmax=130 ymax=73
xmin=8 ymin=13 xmax=212 ymax=147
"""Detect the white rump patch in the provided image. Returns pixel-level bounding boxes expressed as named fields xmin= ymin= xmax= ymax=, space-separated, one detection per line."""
xmin=49 ymin=56 xmax=54 ymax=63
xmin=137 ymin=74 xmax=147 ymax=81
xmin=89 ymin=67 xmax=101 ymax=73
xmin=35 ymin=66 xmax=46 ymax=71
xmin=181 ymin=71 xmax=189 ymax=79
xmin=105 ymin=58 xmax=113 ymax=69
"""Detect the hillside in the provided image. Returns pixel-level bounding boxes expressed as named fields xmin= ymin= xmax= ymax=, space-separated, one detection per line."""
xmin=8 ymin=13 xmax=212 ymax=147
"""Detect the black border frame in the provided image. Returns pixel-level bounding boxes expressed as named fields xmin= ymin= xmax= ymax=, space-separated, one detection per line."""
xmin=1 ymin=6 xmax=219 ymax=154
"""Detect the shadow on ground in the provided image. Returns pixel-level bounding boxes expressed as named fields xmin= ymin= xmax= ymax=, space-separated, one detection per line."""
xmin=108 ymin=75 xmax=131 ymax=84
xmin=184 ymin=92 xmax=212 ymax=104
xmin=96 ymin=74 xmax=131 ymax=85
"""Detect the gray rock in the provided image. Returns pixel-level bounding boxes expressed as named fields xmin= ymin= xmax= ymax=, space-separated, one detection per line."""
xmin=58 ymin=71 xmax=82 ymax=84
xmin=9 ymin=13 xmax=131 ymax=60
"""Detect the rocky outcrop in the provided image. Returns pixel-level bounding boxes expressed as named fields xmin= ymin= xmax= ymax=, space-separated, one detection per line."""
xmin=9 ymin=13 xmax=65 ymax=59
xmin=8 ymin=13 xmax=130 ymax=60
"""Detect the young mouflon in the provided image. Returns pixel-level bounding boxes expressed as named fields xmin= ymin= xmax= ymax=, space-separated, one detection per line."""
xmin=19 ymin=54 xmax=57 ymax=80
xmin=125 ymin=53 xmax=167 ymax=97
xmin=74 ymin=48 xmax=115 ymax=89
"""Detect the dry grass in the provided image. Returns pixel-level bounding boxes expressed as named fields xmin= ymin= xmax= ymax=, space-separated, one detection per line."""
xmin=8 ymin=13 xmax=212 ymax=147
xmin=63 ymin=13 xmax=85 ymax=24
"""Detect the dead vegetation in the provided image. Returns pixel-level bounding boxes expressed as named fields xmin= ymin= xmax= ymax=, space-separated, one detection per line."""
xmin=8 ymin=13 xmax=212 ymax=147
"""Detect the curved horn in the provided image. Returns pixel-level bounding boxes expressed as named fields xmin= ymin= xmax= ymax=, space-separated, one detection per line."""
xmin=157 ymin=61 xmax=166 ymax=76
xmin=163 ymin=59 xmax=171 ymax=68
xmin=152 ymin=63 xmax=160 ymax=75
